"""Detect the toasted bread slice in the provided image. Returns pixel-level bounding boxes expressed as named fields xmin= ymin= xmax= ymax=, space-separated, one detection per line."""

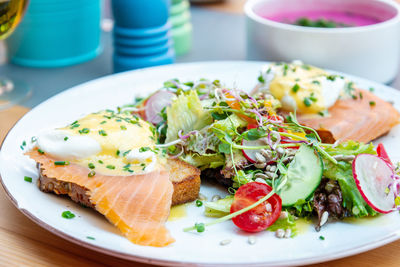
xmin=37 ymin=158 xmax=200 ymax=208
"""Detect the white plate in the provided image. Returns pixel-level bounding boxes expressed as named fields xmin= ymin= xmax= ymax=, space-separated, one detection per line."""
xmin=1 ymin=61 xmax=400 ymax=267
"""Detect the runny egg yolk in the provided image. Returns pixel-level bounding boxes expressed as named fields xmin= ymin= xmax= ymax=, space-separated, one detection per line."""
xmin=55 ymin=110 xmax=158 ymax=176
xmin=262 ymin=62 xmax=346 ymax=114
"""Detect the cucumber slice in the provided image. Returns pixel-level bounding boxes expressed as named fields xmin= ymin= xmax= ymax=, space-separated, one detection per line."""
xmin=279 ymin=144 xmax=323 ymax=206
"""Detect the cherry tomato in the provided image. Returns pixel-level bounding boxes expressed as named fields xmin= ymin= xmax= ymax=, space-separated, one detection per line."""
xmin=377 ymin=143 xmax=393 ymax=166
xmin=230 ymin=182 xmax=282 ymax=232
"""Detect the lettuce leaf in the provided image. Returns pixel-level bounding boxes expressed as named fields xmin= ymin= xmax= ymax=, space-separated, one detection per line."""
xmin=323 ymin=140 xmax=377 ymax=217
xmin=204 ymin=195 xmax=234 ymax=217
xmin=324 ymin=160 xmax=377 ymax=217
xmin=325 ymin=140 xmax=376 ymax=156
xmin=211 ymin=114 xmax=247 ymax=139
xmin=267 ymin=212 xmax=298 ymax=237
xmin=165 ymin=90 xmax=212 ymax=143
xmin=180 ymin=152 xmax=225 ymax=170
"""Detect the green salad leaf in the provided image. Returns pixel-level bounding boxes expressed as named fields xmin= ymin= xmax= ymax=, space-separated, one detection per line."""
xmin=267 ymin=212 xmax=298 ymax=237
xmin=180 ymin=152 xmax=225 ymax=170
xmin=204 ymin=196 xmax=234 ymax=217
xmin=165 ymin=90 xmax=213 ymax=143
xmin=211 ymin=114 xmax=247 ymax=140
xmin=325 ymin=140 xmax=376 ymax=156
xmin=323 ymin=140 xmax=377 ymax=217
xmin=324 ymin=160 xmax=377 ymax=217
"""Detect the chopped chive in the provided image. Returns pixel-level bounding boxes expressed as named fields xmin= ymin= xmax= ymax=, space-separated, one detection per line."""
xmin=123 ymin=150 xmax=131 ymax=157
xmin=359 ymin=92 xmax=363 ymax=99
xmin=303 ymin=97 xmax=312 ymax=107
xmin=309 ymin=95 xmax=318 ymax=102
xmin=98 ymin=160 xmax=104 ymax=164
xmin=196 ymin=200 xmax=203 ymax=207
xmin=88 ymin=163 xmax=95 ymax=169
xmin=70 ymin=124 xmax=80 ymax=129
xmin=54 ymin=161 xmax=69 ymax=166
xmin=22 ymin=141 xmax=26 ymax=146
xmin=88 ymin=170 xmax=96 ymax=177
xmin=20 ymin=145 xmax=24 ymax=150
xmin=312 ymin=80 xmax=320 ymax=85
xmin=79 ymin=128 xmax=90 ymax=134
xmin=319 ymin=236 xmax=325 ymax=240
xmin=100 ymin=120 xmax=107 ymax=125
xmin=24 ymin=176 xmax=32 ymax=183
xmin=120 ymin=125 xmax=127 ymax=130
xmin=369 ymin=101 xmax=376 ymax=106
xmin=106 ymin=165 xmax=115 ymax=170
xmin=139 ymin=147 xmax=151 ymax=152
xmin=326 ymin=75 xmax=336 ymax=81
xmin=195 ymin=223 xmax=205 ymax=233
xmin=123 ymin=164 xmax=131 ymax=169
xmin=352 ymin=94 xmax=357 ymax=100
xmin=86 ymin=236 xmax=95 ymax=240
xmin=116 ymin=150 xmax=120 ymax=156
xmin=291 ymin=84 xmax=300 ymax=93
xmin=369 ymin=87 xmax=375 ymax=92
xmin=38 ymin=149 xmax=45 ymax=154
xmin=98 ymin=130 xmax=107 ymax=136
xmin=62 ymin=211 xmax=75 ymax=219
xmin=64 ymin=137 xmax=69 ymax=141
xmin=31 ymin=136 xmax=37 ymax=143
xmin=71 ymin=120 xmax=78 ymax=125
xmin=283 ymin=64 xmax=288 ymax=76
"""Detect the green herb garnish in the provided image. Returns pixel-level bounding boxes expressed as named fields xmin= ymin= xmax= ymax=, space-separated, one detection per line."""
xmin=54 ymin=161 xmax=69 ymax=166
xmin=79 ymin=128 xmax=90 ymax=134
xmin=64 ymin=137 xmax=68 ymax=141
xmin=196 ymin=200 xmax=203 ymax=207
xmin=38 ymin=149 xmax=45 ymax=154
xmin=292 ymin=84 xmax=300 ymax=93
xmin=62 ymin=211 xmax=75 ymax=219
xmin=88 ymin=163 xmax=95 ymax=169
xmin=98 ymin=130 xmax=107 ymax=136
xmin=369 ymin=101 xmax=376 ymax=106
xmin=106 ymin=165 xmax=115 ymax=170
xmin=24 ymin=176 xmax=32 ymax=183
xmin=88 ymin=170 xmax=96 ymax=177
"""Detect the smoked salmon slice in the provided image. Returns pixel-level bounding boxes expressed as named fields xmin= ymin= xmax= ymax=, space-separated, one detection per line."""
xmin=296 ymin=89 xmax=400 ymax=143
xmin=26 ymin=150 xmax=175 ymax=247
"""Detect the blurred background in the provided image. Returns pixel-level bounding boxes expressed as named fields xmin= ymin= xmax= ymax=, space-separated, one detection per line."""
xmin=1 ymin=0 xmax=400 ymax=109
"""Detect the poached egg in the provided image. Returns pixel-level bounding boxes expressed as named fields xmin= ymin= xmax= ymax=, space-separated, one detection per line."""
xmin=258 ymin=61 xmax=348 ymax=114
xmin=35 ymin=110 xmax=159 ymax=176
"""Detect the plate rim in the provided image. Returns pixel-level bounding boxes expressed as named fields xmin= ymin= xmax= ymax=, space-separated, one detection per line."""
xmin=1 ymin=60 xmax=400 ymax=266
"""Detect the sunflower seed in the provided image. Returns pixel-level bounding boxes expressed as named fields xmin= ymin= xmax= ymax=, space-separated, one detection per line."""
xmin=320 ymin=211 xmax=329 ymax=227
xmin=212 ymin=195 xmax=221 ymax=202
xmin=220 ymin=239 xmax=232 ymax=246
xmin=255 ymin=152 xmax=266 ymax=163
xmin=198 ymin=193 xmax=207 ymax=201
xmin=284 ymin=229 xmax=292 ymax=238
xmin=255 ymin=178 xmax=267 ymax=184
xmin=279 ymin=211 xmax=288 ymax=219
xmin=275 ymin=229 xmax=285 ymax=238
xmin=248 ymin=236 xmax=257 ymax=245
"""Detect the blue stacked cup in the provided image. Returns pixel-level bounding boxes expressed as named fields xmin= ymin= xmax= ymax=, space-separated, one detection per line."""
xmin=112 ymin=0 xmax=175 ymax=73
xmin=6 ymin=0 xmax=102 ymax=68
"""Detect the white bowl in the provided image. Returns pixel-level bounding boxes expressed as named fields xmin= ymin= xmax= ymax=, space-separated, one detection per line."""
xmin=245 ymin=0 xmax=400 ymax=84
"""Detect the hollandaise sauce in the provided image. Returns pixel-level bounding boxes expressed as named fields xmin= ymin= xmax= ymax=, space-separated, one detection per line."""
xmin=261 ymin=62 xmax=347 ymax=114
xmin=36 ymin=110 xmax=160 ymax=176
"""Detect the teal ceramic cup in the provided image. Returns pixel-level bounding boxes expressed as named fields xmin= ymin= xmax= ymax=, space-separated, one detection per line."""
xmin=6 ymin=0 xmax=102 ymax=68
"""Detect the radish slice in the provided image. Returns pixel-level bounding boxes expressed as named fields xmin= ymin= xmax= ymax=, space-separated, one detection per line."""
xmin=145 ymin=90 xmax=175 ymax=124
xmin=242 ymin=139 xmax=265 ymax=163
xmin=352 ymin=154 xmax=396 ymax=213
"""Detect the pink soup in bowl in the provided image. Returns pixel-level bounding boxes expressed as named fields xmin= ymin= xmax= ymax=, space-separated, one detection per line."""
xmin=245 ymin=0 xmax=400 ymax=83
